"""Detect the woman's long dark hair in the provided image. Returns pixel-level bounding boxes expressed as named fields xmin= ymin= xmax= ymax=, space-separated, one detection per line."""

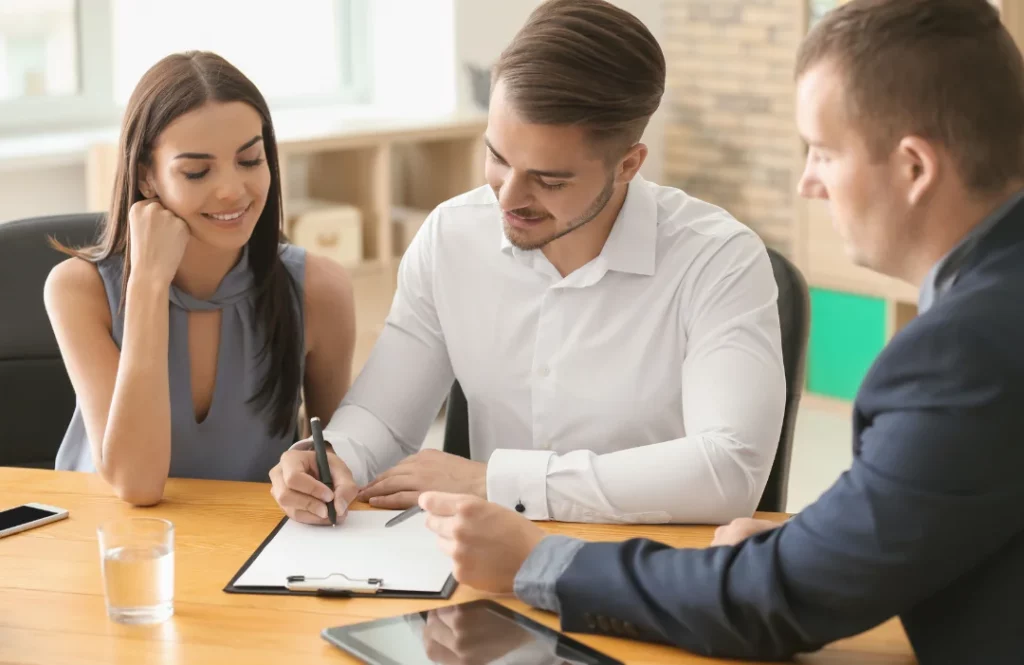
xmin=54 ymin=51 xmax=301 ymax=438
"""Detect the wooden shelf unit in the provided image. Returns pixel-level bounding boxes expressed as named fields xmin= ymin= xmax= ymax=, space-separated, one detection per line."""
xmin=86 ymin=113 xmax=488 ymax=378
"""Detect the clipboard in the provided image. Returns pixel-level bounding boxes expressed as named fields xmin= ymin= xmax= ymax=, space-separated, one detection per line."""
xmin=224 ymin=515 xmax=458 ymax=599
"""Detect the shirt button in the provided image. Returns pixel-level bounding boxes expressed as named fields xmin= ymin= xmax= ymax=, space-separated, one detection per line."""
xmin=537 ymin=365 xmax=550 ymax=377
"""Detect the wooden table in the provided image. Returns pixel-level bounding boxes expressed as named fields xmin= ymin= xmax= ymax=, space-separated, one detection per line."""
xmin=0 ymin=469 xmax=916 ymax=665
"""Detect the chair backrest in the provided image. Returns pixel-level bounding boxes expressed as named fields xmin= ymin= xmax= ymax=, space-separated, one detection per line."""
xmin=761 ymin=247 xmax=810 ymax=512
xmin=443 ymin=380 xmax=471 ymax=460
xmin=0 ymin=213 xmax=104 ymax=468
xmin=443 ymin=245 xmax=810 ymax=513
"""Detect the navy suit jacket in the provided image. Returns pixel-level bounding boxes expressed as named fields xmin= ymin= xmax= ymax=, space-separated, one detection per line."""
xmin=555 ymin=203 xmax=1024 ymax=663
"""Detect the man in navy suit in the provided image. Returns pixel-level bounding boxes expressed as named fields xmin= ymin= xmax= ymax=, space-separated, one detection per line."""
xmin=420 ymin=0 xmax=1024 ymax=662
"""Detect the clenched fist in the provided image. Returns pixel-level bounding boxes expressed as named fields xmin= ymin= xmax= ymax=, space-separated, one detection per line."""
xmin=127 ymin=200 xmax=192 ymax=285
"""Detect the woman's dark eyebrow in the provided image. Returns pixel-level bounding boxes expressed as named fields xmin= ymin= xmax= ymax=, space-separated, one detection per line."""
xmin=173 ymin=135 xmax=263 ymax=160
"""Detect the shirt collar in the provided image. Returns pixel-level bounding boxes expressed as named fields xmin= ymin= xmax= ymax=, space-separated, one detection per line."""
xmin=918 ymin=188 xmax=1024 ymax=313
xmin=600 ymin=174 xmax=657 ymax=277
xmin=498 ymin=174 xmax=658 ymax=278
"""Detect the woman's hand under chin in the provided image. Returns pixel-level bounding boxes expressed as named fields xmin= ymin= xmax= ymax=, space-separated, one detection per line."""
xmin=127 ymin=199 xmax=192 ymax=286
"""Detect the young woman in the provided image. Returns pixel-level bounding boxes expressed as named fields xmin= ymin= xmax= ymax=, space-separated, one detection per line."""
xmin=45 ymin=51 xmax=355 ymax=505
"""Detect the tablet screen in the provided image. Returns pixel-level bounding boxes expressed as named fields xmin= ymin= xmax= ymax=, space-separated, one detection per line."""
xmin=323 ymin=599 xmax=622 ymax=665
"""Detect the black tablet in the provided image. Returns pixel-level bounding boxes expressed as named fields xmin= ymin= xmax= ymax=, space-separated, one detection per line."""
xmin=321 ymin=599 xmax=623 ymax=665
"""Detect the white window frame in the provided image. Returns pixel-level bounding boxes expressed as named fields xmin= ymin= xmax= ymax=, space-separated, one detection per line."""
xmin=0 ymin=0 xmax=115 ymax=135
xmin=0 ymin=0 xmax=372 ymax=137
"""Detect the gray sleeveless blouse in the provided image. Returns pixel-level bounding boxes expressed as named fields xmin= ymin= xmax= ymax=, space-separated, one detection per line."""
xmin=54 ymin=244 xmax=306 ymax=482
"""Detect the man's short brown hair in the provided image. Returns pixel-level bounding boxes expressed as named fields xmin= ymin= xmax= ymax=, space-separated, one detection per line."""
xmin=493 ymin=0 xmax=665 ymax=158
xmin=796 ymin=0 xmax=1024 ymax=192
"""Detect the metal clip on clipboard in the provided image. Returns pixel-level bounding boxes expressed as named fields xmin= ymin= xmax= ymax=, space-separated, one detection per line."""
xmin=286 ymin=573 xmax=384 ymax=595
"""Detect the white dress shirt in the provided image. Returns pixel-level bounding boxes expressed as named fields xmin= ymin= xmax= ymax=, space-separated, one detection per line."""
xmin=318 ymin=175 xmax=785 ymax=524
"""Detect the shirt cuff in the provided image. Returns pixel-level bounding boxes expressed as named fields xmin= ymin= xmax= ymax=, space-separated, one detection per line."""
xmin=513 ymin=535 xmax=587 ymax=614
xmin=486 ymin=448 xmax=555 ymax=520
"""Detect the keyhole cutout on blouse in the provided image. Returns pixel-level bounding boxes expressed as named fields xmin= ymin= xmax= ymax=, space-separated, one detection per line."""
xmin=187 ymin=310 xmax=223 ymax=424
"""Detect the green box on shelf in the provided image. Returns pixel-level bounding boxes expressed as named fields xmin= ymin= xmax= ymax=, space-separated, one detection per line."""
xmin=808 ymin=288 xmax=887 ymax=401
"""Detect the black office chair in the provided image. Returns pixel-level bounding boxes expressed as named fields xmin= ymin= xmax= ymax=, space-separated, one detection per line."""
xmin=760 ymin=247 xmax=810 ymax=513
xmin=0 ymin=213 xmax=104 ymax=468
xmin=443 ymin=380 xmax=471 ymax=461
xmin=443 ymin=246 xmax=810 ymax=514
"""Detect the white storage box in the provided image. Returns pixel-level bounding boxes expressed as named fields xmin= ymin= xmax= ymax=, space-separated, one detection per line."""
xmin=287 ymin=198 xmax=363 ymax=267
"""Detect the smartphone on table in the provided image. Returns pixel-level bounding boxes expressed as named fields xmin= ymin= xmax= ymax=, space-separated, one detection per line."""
xmin=0 ymin=503 xmax=69 ymax=538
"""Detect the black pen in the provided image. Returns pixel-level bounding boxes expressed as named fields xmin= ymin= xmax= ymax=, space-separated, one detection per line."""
xmin=310 ymin=416 xmax=337 ymax=526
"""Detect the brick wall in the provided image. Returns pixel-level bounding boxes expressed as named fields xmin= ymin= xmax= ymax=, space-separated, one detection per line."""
xmin=664 ymin=0 xmax=803 ymax=256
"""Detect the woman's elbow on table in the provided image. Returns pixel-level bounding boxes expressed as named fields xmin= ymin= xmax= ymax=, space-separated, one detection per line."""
xmin=102 ymin=468 xmax=167 ymax=507
xmin=112 ymin=483 xmax=165 ymax=507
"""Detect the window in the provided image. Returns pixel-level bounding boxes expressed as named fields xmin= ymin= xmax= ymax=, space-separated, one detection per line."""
xmin=0 ymin=0 xmax=370 ymax=135
xmin=0 ymin=0 xmax=78 ymax=101
xmin=810 ymin=0 xmax=1001 ymax=28
xmin=111 ymin=0 xmax=369 ymax=107
xmin=0 ymin=0 xmax=113 ymax=134
xmin=808 ymin=0 xmax=848 ymax=28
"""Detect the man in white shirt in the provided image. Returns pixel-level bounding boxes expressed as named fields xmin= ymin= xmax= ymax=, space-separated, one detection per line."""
xmin=269 ymin=0 xmax=785 ymax=525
